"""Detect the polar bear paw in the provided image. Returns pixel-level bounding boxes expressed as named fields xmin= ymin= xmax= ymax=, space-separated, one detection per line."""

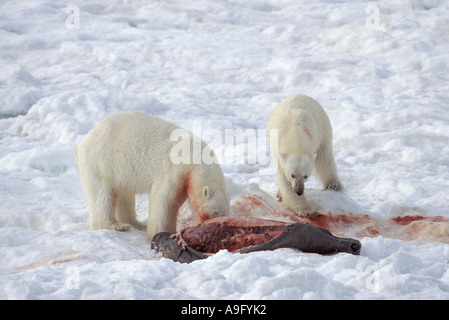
xmin=91 ymin=221 xmax=132 ymax=232
xmin=296 ymin=199 xmax=324 ymax=217
xmin=115 ymin=223 xmax=132 ymax=231
xmin=131 ymin=221 xmax=147 ymax=231
xmin=325 ymin=183 xmax=343 ymax=192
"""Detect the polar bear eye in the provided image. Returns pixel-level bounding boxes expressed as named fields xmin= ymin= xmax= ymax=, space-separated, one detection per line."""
xmin=291 ymin=174 xmax=296 ymax=179
xmin=304 ymin=175 xmax=308 ymax=179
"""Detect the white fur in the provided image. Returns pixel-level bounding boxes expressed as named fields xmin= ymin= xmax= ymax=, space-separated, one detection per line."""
xmin=268 ymin=94 xmax=342 ymax=216
xmin=76 ymin=111 xmax=229 ymax=240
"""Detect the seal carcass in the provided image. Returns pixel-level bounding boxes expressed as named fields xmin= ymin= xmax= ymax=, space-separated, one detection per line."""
xmin=151 ymin=216 xmax=361 ymax=263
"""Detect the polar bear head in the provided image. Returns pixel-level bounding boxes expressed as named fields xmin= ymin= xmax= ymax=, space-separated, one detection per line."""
xmin=194 ymin=187 xmax=229 ymax=222
xmin=280 ymin=152 xmax=316 ymax=196
xmin=184 ymin=163 xmax=230 ymax=222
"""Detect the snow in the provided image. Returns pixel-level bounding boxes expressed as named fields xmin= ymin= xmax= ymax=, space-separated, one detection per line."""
xmin=1 ymin=0 xmax=449 ymax=300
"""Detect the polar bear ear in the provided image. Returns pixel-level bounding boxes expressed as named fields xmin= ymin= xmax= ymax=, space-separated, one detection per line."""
xmin=202 ymin=186 xmax=210 ymax=199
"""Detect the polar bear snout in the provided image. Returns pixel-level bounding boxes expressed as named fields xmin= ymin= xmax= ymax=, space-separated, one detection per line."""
xmin=206 ymin=193 xmax=229 ymax=218
xmin=200 ymin=186 xmax=229 ymax=220
xmin=293 ymin=178 xmax=304 ymax=196
xmin=196 ymin=189 xmax=229 ymax=222
xmin=208 ymin=199 xmax=229 ymax=218
xmin=211 ymin=210 xmax=226 ymax=218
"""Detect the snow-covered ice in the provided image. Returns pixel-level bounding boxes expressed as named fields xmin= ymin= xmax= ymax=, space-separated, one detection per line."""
xmin=1 ymin=0 xmax=449 ymax=299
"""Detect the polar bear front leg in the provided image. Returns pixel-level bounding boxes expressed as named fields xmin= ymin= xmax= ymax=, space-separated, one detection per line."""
xmin=146 ymin=188 xmax=179 ymax=240
xmin=315 ymin=142 xmax=343 ymax=192
xmin=277 ymin=172 xmax=312 ymax=216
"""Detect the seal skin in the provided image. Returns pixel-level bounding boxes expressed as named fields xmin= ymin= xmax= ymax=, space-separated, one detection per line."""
xmin=151 ymin=216 xmax=361 ymax=263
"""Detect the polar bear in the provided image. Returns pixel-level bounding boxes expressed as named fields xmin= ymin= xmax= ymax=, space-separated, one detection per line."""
xmin=268 ymin=94 xmax=343 ymax=216
xmin=76 ymin=111 xmax=229 ymax=240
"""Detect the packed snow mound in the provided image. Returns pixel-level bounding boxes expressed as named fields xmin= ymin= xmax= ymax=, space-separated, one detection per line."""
xmin=1 ymin=0 xmax=449 ymax=299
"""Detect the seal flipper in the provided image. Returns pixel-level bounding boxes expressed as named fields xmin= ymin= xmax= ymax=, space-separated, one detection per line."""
xmin=151 ymin=232 xmax=208 ymax=263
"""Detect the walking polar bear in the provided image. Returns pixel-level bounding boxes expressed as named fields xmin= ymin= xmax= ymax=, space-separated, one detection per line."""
xmin=76 ymin=111 xmax=229 ymax=240
xmin=268 ymin=94 xmax=343 ymax=216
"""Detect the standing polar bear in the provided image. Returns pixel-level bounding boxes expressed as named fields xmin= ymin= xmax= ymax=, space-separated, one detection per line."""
xmin=76 ymin=111 xmax=229 ymax=240
xmin=268 ymin=94 xmax=343 ymax=216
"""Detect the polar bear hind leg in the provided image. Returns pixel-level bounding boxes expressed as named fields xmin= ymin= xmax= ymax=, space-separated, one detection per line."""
xmin=85 ymin=182 xmax=131 ymax=231
xmin=115 ymin=191 xmax=146 ymax=231
xmin=77 ymin=146 xmax=131 ymax=231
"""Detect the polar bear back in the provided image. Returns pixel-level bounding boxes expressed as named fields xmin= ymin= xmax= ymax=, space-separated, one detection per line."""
xmin=76 ymin=111 xmax=186 ymax=193
xmin=268 ymin=94 xmax=332 ymax=156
